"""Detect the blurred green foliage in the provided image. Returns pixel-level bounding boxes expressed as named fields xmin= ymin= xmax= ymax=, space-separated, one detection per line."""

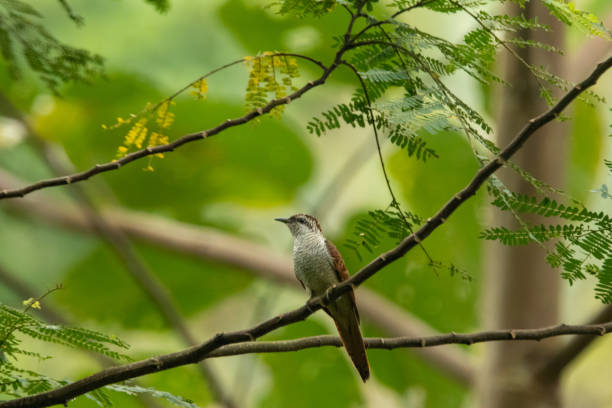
xmin=0 ymin=0 xmax=609 ymax=407
xmin=568 ymin=100 xmax=604 ymax=201
xmin=57 ymin=242 xmax=253 ymax=329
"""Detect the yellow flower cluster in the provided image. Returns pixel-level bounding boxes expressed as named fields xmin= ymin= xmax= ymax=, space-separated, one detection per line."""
xmin=148 ymin=131 xmax=169 ymax=158
xmin=23 ymin=297 xmax=41 ymax=310
xmin=190 ymin=78 xmax=209 ymax=99
xmin=244 ymin=52 xmax=300 ymax=118
xmin=156 ymin=100 xmax=175 ymax=129
xmin=114 ymin=99 xmax=176 ymax=165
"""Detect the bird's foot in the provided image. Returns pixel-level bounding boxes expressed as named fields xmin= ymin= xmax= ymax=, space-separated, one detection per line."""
xmin=306 ymin=296 xmax=320 ymax=312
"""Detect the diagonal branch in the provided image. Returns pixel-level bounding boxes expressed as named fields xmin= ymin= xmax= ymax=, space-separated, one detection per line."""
xmin=335 ymin=55 xmax=610 ymax=292
xmin=0 ymin=59 xmax=335 ymax=200
xmin=2 ymin=51 xmax=609 ymax=408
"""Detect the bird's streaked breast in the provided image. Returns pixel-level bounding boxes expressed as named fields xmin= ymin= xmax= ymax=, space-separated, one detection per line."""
xmin=293 ymin=232 xmax=338 ymax=296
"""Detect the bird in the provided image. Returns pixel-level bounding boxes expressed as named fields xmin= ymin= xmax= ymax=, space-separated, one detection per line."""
xmin=275 ymin=213 xmax=370 ymax=382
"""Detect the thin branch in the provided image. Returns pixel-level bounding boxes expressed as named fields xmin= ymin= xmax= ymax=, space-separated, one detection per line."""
xmin=3 ymin=53 xmax=609 ymax=408
xmin=151 ymin=53 xmax=325 ymax=114
xmin=208 ymin=323 xmax=612 ymax=356
xmin=3 ymin=320 xmax=612 ymax=408
xmin=0 ymin=56 xmax=333 ymax=200
xmin=56 ymin=0 xmax=83 ymax=25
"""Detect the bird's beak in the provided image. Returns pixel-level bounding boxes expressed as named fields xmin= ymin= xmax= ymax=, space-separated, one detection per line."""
xmin=274 ymin=217 xmax=290 ymax=224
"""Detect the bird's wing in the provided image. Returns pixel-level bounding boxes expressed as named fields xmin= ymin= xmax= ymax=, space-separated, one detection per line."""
xmin=325 ymin=239 xmax=359 ymax=323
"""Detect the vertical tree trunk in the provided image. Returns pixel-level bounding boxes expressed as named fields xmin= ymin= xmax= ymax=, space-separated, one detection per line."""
xmin=478 ymin=1 xmax=566 ymax=407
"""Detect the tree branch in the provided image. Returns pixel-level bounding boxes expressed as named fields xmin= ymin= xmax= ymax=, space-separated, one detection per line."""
xmin=3 ymin=321 xmax=612 ymax=408
xmin=333 ymin=53 xmax=612 ymax=291
xmin=0 ymin=57 xmax=336 ymax=200
xmin=208 ymin=322 xmax=612 ymax=357
xmin=2 ymin=51 xmax=609 ymax=408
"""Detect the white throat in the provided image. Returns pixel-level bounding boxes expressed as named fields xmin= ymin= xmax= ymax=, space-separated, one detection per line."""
xmin=293 ymin=230 xmax=325 ymax=251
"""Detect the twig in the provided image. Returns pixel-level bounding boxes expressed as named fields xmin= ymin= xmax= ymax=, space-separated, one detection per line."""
xmin=0 ymin=285 xmax=63 ymax=348
xmin=350 ymin=0 xmax=441 ymax=42
xmin=3 ymin=53 xmax=609 ymax=408
xmin=0 ymin=265 xmax=65 ymax=324
xmin=448 ymin=0 xmax=550 ymax=92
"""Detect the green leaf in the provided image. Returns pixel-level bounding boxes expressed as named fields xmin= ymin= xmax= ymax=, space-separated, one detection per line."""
xmin=595 ymin=257 xmax=612 ymax=303
xmin=542 ymin=0 xmax=612 ymax=39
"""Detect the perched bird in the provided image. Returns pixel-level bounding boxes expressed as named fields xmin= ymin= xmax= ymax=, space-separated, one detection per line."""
xmin=275 ymin=214 xmax=370 ymax=382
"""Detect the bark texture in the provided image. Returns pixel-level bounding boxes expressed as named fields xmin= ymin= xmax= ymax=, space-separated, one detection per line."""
xmin=479 ymin=1 xmax=566 ymax=407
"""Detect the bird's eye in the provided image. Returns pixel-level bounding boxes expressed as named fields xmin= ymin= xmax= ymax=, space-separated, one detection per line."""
xmin=297 ymin=218 xmax=307 ymax=225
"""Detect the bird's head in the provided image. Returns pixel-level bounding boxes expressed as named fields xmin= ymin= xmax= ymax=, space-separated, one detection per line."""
xmin=275 ymin=214 xmax=322 ymax=238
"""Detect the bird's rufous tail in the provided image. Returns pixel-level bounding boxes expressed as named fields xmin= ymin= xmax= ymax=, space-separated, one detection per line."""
xmin=329 ymin=297 xmax=370 ymax=382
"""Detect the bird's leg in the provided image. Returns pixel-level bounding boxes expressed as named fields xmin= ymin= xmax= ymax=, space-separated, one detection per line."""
xmin=324 ymin=284 xmax=338 ymax=305
xmin=306 ymin=288 xmax=320 ymax=312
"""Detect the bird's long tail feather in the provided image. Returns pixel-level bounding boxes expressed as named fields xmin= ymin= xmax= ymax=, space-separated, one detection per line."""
xmin=329 ymin=298 xmax=370 ymax=382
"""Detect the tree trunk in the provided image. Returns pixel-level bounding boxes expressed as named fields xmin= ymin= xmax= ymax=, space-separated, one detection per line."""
xmin=478 ymin=1 xmax=566 ymax=407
